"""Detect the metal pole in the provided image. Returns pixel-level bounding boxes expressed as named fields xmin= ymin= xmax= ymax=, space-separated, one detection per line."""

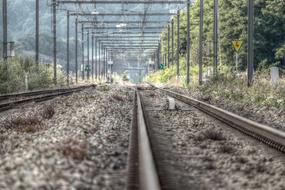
xmin=198 ymin=0 xmax=204 ymax=85
xmin=247 ymin=0 xmax=254 ymax=86
xmin=171 ymin=19 xmax=174 ymax=66
xmin=66 ymin=11 xmax=70 ymax=85
xmin=92 ymin=35 xmax=94 ymax=81
xmin=52 ymin=0 xmax=57 ymax=85
xmin=75 ymin=17 xmax=78 ymax=83
xmin=81 ymin=24 xmax=84 ymax=80
xmin=213 ymin=0 xmax=218 ymax=77
xmin=87 ymin=30 xmax=90 ymax=80
xmin=103 ymin=48 xmax=106 ymax=79
xmin=99 ymin=42 xmax=101 ymax=79
xmin=177 ymin=10 xmax=180 ymax=79
xmin=2 ymin=0 xmax=7 ymax=61
xmin=36 ymin=0 xmax=39 ymax=66
xmin=157 ymin=43 xmax=160 ymax=69
xmin=186 ymin=0 xmax=190 ymax=85
xmin=167 ymin=25 xmax=170 ymax=68
xmin=105 ymin=49 xmax=108 ymax=79
xmin=95 ymin=40 xmax=97 ymax=79
xmin=235 ymin=52 xmax=239 ymax=73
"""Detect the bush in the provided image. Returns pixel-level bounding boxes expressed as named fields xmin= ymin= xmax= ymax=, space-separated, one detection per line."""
xmin=0 ymin=57 xmax=66 ymax=94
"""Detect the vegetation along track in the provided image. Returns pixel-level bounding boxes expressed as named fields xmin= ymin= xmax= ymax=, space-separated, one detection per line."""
xmin=148 ymin=83 xmax=285 ymax=153
xmin=0 ymin=85 xmax=95 ymax=112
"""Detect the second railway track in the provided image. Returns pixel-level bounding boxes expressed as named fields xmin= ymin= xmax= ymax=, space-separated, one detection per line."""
xmin=0 ymin=85 xmax=94 ymax=112
xmin=128 ymin=84 xmax=285 ymax=190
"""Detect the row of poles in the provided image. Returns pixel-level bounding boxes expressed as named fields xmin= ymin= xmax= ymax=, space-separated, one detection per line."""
xmin=157 ymin=0 xmax=254 ymax=86
xmin=68 ymin=12 xmax=110 ymax=85
xmin=2 ymin=0 xmax=254 ymax=86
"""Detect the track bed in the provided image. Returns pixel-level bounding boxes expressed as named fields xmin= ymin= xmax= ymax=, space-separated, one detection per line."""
xmin=139 ymin=88 xmax=285 ymax=190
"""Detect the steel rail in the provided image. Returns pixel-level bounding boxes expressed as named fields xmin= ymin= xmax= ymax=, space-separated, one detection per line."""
xmin=84 ymin=26 xmax=164 ymax=30
xmin=79 ymin=21 xmax=169 ymax=24
xmin=0 ymin=85 xmax=92 ymax=101
xmin=0 ymin=85 xmax=94 ymax=112
xmin=57 ymin=0 xmax=186 ymax=4
xmin=70 ymin=12 xmax=176 ymax=16
xmin=149 ymin=84 xmax=285 ymax=152
xmin=91 ymin=32 xmax=161 ymax=34
xmin=127 ymin=90 xmax=161 ymax=190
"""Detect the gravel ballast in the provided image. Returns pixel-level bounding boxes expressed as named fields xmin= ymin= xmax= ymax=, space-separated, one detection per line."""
xmin=140 ymin=88 xmax=285 ymax=190
xmin=0 ymin=85 xmax=134 ymax=190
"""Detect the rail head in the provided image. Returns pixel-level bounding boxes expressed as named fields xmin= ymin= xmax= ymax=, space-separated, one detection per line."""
xmin=136 ymin=91 xmax=161 ymax=190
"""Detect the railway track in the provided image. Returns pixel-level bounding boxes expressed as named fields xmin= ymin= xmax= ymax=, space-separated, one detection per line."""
xmin=0 ymin=85 xmax=94 ymax=112
xmin=148 ymin=83 xmax=285 ymax=153
xmin=127 ymin=84 xmax=285 ymax=190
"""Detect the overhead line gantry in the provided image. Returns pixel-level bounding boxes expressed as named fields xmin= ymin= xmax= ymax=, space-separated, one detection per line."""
xmin=56 ymin=0 xmax=186 ymax=4
xmin=52 ymin=0 xmax=187 ymax=84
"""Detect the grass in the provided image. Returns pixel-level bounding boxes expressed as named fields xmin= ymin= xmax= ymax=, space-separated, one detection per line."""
xmin=197 ymin=72 xmax=285 ymax=108
xmin=146 ymin=62 xmax=285 ymax=109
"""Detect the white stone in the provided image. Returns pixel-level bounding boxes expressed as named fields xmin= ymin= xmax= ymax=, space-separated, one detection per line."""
xmin=168 ymin=97 xmax=176 ymax=110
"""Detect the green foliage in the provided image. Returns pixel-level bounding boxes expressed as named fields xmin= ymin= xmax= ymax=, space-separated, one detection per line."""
xmin=0 ymin=57 xmax=65 ymax=94
xmin=199 ymin=72 xmax=285 ymax=108
xmin=146 ymin=58 xmax=202 ymax=85
xmin=159 ymin=0 xmax=285 ymax=73
xmin=122 ymin=74 xmax=129 ymax=81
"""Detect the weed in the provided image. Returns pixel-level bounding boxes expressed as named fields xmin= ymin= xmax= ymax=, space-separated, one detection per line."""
xmin=5 ymin=115 xmax=42 ymax=133
xmin=111 ymin=94 xmax=125 ymax=102
xmin=256 ymin=163 xmax=267 ymax=173
xmin=41 ymin=104 xmax=55 ymax=119
xmin=218 ymin=145 xmax=235 ymax=154
xmin=201 ymin=129 xmax=226 ymax=141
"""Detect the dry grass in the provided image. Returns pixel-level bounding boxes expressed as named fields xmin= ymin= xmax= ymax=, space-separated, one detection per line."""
xmin=137 ymin=86 xmax=154 ymax=91
xmin=196 ymin=129 xmax=226 ymax=141
xmin=4 ymin=115 xmax=43 ymax=133
xmin=41 ymin=104 xmax=55 ymax=119
xmin=218 ymin=145 xmax=235 ymax=154
xmin=111 ymin=94 xmax=125 ymax=102
xmin=54 ymin=139 xmax=90 ymax=160
xmin=2 ymin=104 xmax=55 ymax=133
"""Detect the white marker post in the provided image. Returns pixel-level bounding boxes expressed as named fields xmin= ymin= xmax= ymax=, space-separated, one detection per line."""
xmin=235 ymin=52 xmax=239 ymax=73
xmin=271 ymin=67 xmax=279 ymax=85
